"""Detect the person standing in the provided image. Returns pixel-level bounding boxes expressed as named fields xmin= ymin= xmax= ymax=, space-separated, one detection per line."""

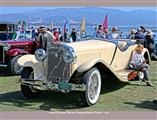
xmin=96 ymin=25 xmax=106 ymax=38
xmin=145 ymin=30 xmax=157 ymax=59
xmin=58 ymin=27 xmax=63 ymax=41
xmin=70 ymin=28 xmax=77 ymax=42
xmin=128 ymin=29 xmax=137 ymax=39
xmin=53 ymin=28 xmax=59 ymax=43
xmin=135 ymin=26 xmax=147 ymax=45
xmin=31 ymin=27 xmax=36 ymax=39
xmin=38 ymin=26 xmax=56 ymax=51
xmin=140 ymin=26 xmax=147 ymax=35
xmin=33 ymin=28 xmax=41 ymax=49
xmin=107 ymin=27 xmax=119 ymax=39
xmin=12 ymin=31 xmax=17 ymax=39
xmin=93 ymin=27 xmax=97 ymax=37
xmin=64 ymin=29 xmax=68 ymax=42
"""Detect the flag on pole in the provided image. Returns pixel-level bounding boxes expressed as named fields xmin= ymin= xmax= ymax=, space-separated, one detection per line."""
xmin=64 ymin=20 xmax=68 ymax=33
xmin=81 ymin=17 xmax=86 ymax=33
xmin=103 ymin=14 xmax=108 ymax=33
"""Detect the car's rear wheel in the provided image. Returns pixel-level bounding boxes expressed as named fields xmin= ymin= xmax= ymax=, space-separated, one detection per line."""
xmin=80 ymin=67 xmax=101 ymax=106
xmin=21 ymin=68 xmax=42 ymax=99
xmin=9 ymin=55 xmax=23 ymax=75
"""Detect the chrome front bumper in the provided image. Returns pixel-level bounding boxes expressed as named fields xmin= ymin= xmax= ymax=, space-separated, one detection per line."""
xmin=0 ymin=64 xmax=7 ymax=67
xmin=20 ymin=79 xmax=86 ymax=92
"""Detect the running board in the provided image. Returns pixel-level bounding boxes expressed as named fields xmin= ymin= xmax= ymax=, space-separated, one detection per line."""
xmin=116 ymin=69 xmax=134 ymax=81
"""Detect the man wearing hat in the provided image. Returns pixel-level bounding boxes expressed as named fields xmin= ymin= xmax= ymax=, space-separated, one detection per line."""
xmin=38 ymin=26 xmax=56 ymax=51
xmin=140 ymin=26 xmax=146 ymax=33
xmin=134 ymin=27 xmax=146 ymax=45
xmin=135 ymin=28 xmax=144 ymax=39
xmin=145 ymin=30 xmax=157 ymax=60
xmin=107 ymin=27 xmax=119 ymax=39
xmin=128 ymin=29 xmax=137 ymax=39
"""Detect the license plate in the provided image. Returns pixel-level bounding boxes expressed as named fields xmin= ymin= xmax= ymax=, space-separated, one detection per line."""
xmin=58 ymin=81 xmax=71 ymax=90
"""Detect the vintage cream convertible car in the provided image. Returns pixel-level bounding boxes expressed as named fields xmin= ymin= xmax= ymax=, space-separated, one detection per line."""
xmin=18 ymin=38 xmax=150 ymax=106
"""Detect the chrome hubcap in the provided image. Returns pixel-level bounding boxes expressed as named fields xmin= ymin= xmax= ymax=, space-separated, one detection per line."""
xmin=89 ymin=74 xmax=98 ymax=100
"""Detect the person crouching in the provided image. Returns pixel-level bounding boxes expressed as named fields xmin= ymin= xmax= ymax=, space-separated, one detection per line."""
xmin=129 ymin=44 xmax=154 ymax=86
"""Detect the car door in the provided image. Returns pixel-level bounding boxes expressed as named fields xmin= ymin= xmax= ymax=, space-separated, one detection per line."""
xmin=110 ymin=40 xmax=136 ymax=71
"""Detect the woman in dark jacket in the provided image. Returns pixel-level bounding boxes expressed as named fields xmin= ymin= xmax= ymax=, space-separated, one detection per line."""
xmin=70 ymin=28 xmax=77 ymax=42
xmin=145 ymin=30 xmax=157 ymax=60
xmin=145 ymin=30 xmax=156 ymax=58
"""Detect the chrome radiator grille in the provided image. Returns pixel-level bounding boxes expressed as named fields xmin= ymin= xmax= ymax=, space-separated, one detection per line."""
xmin=47 ymin=44 xmax=71 ymax=83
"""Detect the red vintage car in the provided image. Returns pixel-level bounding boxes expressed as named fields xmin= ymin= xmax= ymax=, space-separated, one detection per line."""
xmin=0 ymin=33 xmax=37 ymax=75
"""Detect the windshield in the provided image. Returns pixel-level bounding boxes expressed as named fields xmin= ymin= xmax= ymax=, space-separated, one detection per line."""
xmin=15 ymin=34 xmax=32 ymax=40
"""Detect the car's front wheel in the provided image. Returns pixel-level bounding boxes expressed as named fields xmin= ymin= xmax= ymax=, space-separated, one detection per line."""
xmin=9 ymin=55 xmax=23 ymax=75
xmin=21 ymin=68 xmax=42 ymax=99
xmin=80 ymin=67 xmax=101 ymax=106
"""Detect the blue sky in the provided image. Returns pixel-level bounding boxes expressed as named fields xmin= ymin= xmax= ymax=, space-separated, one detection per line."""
xmin=1 ymin=6 xmax=157 ymax=14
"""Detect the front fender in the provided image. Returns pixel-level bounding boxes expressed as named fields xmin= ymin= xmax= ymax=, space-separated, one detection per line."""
xmin=6 ymin=48 xmax=27 ymax=57
xmin=18 ymin=54 xmax=38 ymax=67
xmin=18 ymin=55 xmax=45 ymax=80
xmin=77 ymin=58 xmax=103 ymax=73
xmin=76 ymin=58 xmax=129 ymax=82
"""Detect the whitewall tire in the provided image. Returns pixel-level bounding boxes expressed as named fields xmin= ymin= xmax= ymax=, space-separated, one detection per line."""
xmin=80 ymin=67 xmax=101 ymax=106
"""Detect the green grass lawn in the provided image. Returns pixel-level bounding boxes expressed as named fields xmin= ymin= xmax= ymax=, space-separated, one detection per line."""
xmin=0 ymin=61 xmax=157 ymax=111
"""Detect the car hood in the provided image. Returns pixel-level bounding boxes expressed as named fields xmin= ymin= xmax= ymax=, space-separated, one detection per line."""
xmin=0 ymin=40 xmax=33 ymax=46
xmin=66 ymin=39 xmax=116 ymax=52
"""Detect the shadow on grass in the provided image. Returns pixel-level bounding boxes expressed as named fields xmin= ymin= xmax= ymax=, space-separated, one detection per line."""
xmin=0 ymin=91 xmax=38 ymax=110
xmin=0 ymin=90 xmax=84 ymax=111
xmin=0 ymin=79 xmax=128 ymax=111
xmin=101 ymin=77 xmax=129 ymax=94
xmin=124 ymin=101 xmax=157 ymax=110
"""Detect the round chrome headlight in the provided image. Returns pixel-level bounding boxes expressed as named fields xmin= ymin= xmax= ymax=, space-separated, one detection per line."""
xmin=4 ymin=44 xmax=11 ymax=51
xmin=63 ymin=50 xmax=77 ymax=64
xmin=35 ymin=49 xmax=47 ymax=62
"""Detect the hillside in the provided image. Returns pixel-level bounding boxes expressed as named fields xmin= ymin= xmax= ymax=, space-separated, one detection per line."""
xmin=1 ymin=7 xmax=157 ymax=26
